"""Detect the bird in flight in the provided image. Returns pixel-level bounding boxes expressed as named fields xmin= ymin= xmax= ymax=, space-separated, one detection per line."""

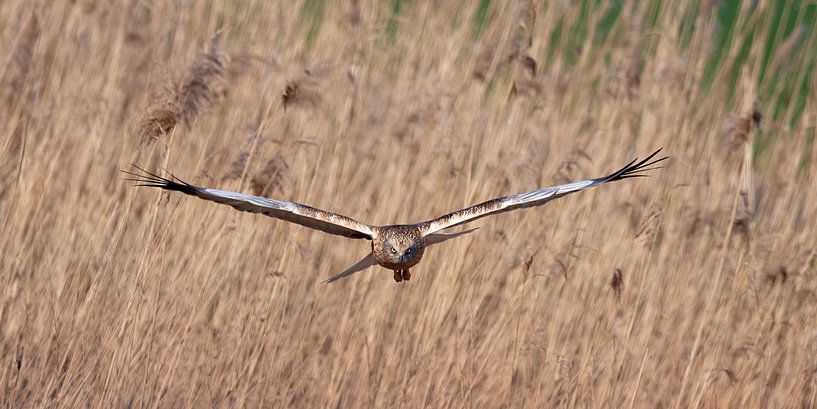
xmin=124 ymin=149 xmax=666 ymax=283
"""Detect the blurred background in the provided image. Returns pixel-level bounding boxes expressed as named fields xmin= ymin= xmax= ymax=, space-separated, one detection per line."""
xmin=1 ymin=1 xmax=816 ymax=407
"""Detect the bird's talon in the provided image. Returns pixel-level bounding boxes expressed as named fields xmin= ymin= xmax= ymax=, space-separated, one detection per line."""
xmin=393 ymin=270 xmax=402 ymax=282
xmin=402 ymin=270 xmax=411 ymax=281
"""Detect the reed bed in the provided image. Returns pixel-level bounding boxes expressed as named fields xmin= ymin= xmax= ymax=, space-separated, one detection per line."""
xmin=1 ymin=1 xmax=816 ymax=407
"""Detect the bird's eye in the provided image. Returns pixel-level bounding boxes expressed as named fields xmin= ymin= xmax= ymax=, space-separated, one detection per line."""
xmin=405 ymin=248 xmax=412 ymax=254
xmin=390 ymin=247 xmax=397 ymax=254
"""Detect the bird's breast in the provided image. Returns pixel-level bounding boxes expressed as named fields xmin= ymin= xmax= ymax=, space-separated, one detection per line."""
xmin=372 ymin=250 xmax=423 ymax=270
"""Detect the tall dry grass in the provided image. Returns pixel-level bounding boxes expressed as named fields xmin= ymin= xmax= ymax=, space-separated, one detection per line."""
xmin=1 ymin=1 xmax=816 ymax=407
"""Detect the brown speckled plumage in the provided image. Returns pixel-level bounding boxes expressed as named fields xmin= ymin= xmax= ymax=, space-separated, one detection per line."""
xmin=125 ymin=149 xmax=666 ymax=283
xmin=371 ymin=225 xmax=426 ymax=280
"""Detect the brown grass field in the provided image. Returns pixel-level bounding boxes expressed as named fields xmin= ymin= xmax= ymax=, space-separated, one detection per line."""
xmin=2 ymin=1 xmax=817 ymax=407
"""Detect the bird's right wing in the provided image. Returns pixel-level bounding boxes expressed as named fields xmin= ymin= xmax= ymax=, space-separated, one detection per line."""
xmin=423 ymin=149 xmax=667 ymax=235
xmin=124 ymin=166 xmax=374 ymax=239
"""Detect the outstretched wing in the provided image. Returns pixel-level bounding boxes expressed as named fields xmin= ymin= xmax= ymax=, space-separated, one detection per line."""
xmin=124 ymin=166 xmax=374 ymax=239
xmin=424 ymin=148 xmax=667 ymax=235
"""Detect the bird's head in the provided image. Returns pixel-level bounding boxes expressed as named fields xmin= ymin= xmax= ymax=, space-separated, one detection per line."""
xmin=382 ymin=239 xmax=423 ymax=265
xmin=378 ymin=227 xmax=424 ymax=266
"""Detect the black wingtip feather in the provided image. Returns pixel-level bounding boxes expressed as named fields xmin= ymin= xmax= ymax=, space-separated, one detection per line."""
xmin=599 ymin=148 xmax=668 ymax=183
xmin=121 ymin=164 xmax=198 ymax=195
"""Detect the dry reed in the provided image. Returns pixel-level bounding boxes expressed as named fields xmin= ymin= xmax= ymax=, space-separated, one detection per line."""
xmin=1 ymin=1 xmax=816 ymax=408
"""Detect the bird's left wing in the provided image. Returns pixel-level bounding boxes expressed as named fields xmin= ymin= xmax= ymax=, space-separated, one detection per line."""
xmin=423 ymin=149 xmax=667 ymax=235
xmin=124 ymin=166 xmax=374 ymax=239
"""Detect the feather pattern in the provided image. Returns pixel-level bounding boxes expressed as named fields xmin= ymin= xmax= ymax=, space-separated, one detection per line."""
xmin=123 ymin=166 xmax=373 ymax=239
xmin=424 ymin=149 xmax=667 ymax=234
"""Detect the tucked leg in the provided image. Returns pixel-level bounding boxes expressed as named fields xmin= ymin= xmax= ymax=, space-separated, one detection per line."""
xmin=393 ymin=270 xmax=403 ymax=282
xmin=401 ymin=269 xmax=411 ymax=281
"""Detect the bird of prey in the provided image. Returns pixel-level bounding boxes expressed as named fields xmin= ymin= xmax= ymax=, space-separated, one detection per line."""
xmin=124 ymin=149 xmax=666 ymax=283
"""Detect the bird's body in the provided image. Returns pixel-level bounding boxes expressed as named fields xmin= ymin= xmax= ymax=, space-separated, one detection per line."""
xmin=124 ymin=149 xmax=667 ymax=283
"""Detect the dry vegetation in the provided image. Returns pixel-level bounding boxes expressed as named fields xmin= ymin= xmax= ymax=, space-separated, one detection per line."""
xmin=2 ymin=1 xmax=817 ymax=407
